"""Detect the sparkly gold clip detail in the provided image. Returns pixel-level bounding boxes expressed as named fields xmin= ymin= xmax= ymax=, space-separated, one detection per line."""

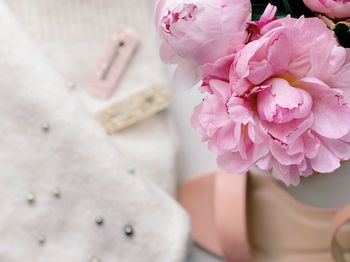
xmin=96 ymin=85 xmax=170 ymax=133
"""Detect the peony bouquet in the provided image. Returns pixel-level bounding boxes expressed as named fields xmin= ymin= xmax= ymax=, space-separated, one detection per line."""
xmin=154 ymin=0 xmax=350 ymax=185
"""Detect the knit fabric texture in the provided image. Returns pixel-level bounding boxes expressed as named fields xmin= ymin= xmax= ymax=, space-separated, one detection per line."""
xmin=0 ymin=1 xmax=189 ymax=261
xmin=6 ymin=0 xmax=178 ymax=195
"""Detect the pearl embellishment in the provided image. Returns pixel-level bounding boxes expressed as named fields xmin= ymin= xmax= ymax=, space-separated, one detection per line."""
xmin=95 ymin=216 xmax=104 ymax=226
xmin=52 ymin=187 xmax=61 ymax=198
xmin=41 ymin=122 xmax=50 ymax=132
xmin=124 ymin=225 xmax=134 ymax=237
xmin=26 ymin=193 xmax=35 ymax=204
xmin=127 ymin=166 xmax=135 ymax=174
xmin=37 ymin=234 xmax=46 ymax=245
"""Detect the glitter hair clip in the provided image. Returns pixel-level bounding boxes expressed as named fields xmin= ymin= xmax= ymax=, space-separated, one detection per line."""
xmin=96 ymin=85 xmax=170 ymax=133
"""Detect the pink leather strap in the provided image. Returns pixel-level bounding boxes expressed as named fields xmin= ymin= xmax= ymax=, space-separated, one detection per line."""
xmin=214 ymin=171 xmax=252 ymax=262
xmin=178 ymin=171 xmax=252 ymax=261
xmin=331 ymin=204 xmax=350 ymax=262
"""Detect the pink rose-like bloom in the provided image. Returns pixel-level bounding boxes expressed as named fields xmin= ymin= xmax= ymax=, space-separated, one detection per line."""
xmin=304 ymin=0 xmax=350 ymax=18
xmin=192 ymin=16 xmax=350 ymax=185
xmin=154 ymin=0 xmax=251 ymax=90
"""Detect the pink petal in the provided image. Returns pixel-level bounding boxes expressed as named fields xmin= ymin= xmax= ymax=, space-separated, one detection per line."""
xmin=256 ymin=154 xmax=272 ymax=170
xmin=286 ymin=114 xmax=314 ymax=143
xmin=160 ymin=41 xmax=178 ymax=64
xmin=271 ymin=161 xmax=301 ymax=186
xmin=341 ymin=132 xmax=350 ymax=143
xmin=172 ymin=62 xmax=200 ymax=90
xmin=267 ymin=33 xmax=292 ymax=71
xmin=310 ymin=143 xmax=341 ymax=173
xmin=286 ymin=137 xmax=304 ymax=155
xmin=262 ymin=114 xmax=313 ymax=144
xmin=248 ymin=60 xmax=275 ymax=85
xmin=303 ymin=130 xmax=320 ymax=158
xmin=228 ymin=97 xmax=253 ymax=124
xmin=260 ymin=4 xmax=277 ymax=21
xmin=321 ymin=137 xmax=350 ymax=161
xmin=298 ymin=159 xmax=313 ymax=178
xmin=253 ymin=140 xmax=270 ymax=160
xmin=269 ymin=140 xmax=304 ymax=166
xmin=209 ymin=80 xmax=230 ymax=100
xmin=329 ymin=63 xmax=350 ymax=102
xmin=217 ymin=151 xmax=252 ymax=174
xmin=234 ymin=38 xmax=269 ymax=80
xmin=303 ymin=0 xmax=350 ymax=18
xmin=300 ymin=77 xmax=350 ymax=139
xmin=208 ymin=124 xmax=236 ymax=153
xmin=200 ymin=54 xmax=235 ymax=80
xmin=257 ymin=78 xmax=312 ymax=123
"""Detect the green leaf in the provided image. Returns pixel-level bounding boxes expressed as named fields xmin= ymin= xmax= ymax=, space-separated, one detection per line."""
xmin=334 ymin=23 xmax=350 ymax=48
xmin=251 ymin=4 xmax=269 ymax=21
xmin=276 ymin=10 xmax=287 ymax=19
xmin=282 ymin=0 xmax=293 ymax=16
xmin=286 ymin=0 xmax=315 ymax=17
xmin=251 ymin=3 xmax=287 ymax=21
xmin=251 ymin=0 xmax=315 ymax=18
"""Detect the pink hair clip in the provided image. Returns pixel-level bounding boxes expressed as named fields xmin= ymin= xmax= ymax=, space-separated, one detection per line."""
xmin=90 ymin=26 xmax=139 ymax=99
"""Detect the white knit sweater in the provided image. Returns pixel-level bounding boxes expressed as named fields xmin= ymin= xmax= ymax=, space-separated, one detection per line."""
xmin=6 ymin=0 xmax=178 ymax=195
xmin=0 ymin=0 xmax=190 ymax=261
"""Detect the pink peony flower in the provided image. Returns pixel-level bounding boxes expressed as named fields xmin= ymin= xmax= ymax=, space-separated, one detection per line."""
xmin=303 ymin=0 xmax=350 ymax=19
xmin=192 ymin=16 xmax=350 ymax=185
xmin=154 ymin=0 xmax=251 ymax=90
